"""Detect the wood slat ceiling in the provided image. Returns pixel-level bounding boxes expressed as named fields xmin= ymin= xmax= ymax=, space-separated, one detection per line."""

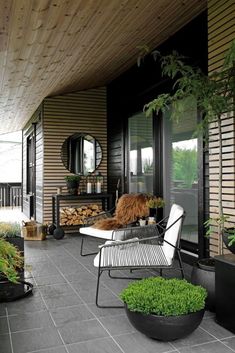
xmin=0 ymin=0 xmax=206 ymax=133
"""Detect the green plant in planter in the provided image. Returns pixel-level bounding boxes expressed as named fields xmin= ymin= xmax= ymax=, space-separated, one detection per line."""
xmin=64 ymin=175 xmax=81 ymax=195
xmin=0 ymin=222 xmax=21 ymax=238
xmin=205 ymin=216 xmax=235 ymax=253
xmin=0 ymin=238 xmax=24 ymax=283
xmin=64 ymin=175 xmax=81 ymax=182
xmin=120 ymin=277 xmax=207 ymax=316
xmin=227 ymin=230 xmax=235 ymax=246
xmin=146 ymin=196 xmax=165 ymax=209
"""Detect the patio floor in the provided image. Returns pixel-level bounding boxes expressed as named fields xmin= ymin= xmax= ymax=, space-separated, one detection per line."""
xmin=1 ymin=234 xmax=235 ymax=353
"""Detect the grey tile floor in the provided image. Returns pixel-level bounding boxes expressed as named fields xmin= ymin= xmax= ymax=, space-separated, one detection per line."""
xmin=1 ymin=234 xmax=235 ymax=353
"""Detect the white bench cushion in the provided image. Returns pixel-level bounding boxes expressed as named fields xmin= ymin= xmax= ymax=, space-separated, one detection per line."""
xmin=79 ymin=226 xmax=113 ymax=240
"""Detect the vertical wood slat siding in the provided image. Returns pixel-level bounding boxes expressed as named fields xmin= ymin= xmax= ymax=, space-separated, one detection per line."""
xmin=43 ymin=87 xmax=107 ymax=223
xmin=22 ymin=105 xmax=43 ymax=222
xmin=208 ymin=0 xmax=235 ymax=256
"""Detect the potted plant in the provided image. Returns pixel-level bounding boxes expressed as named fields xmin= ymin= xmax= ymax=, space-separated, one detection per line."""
xmin=120 ymin=277 xmax=207 ymax=341
xmin=0 ymin=238 xmax=24 ymax=283
xmin=0 ymin=237 xmax=32 ymax=301
xmin=0 ymin=222 xmax=24 ymax=254
xmin=146 ymin=196 xmax=165 ymax=218
xmin=0 ymin=223 xmax=33 ymax=301
xmin=64 ymin=175 xmax=80 ymax=195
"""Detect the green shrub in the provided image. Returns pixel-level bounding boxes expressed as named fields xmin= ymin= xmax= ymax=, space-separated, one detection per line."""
xmin=0 ymin=238 xmax=24 ymax=283
xmin=146 ymin=196 xmax=165 ymax=208
xmin=120 ymin=277 xmax=207 ymax=316
xmin=0 ymin=222 xmax=21 ymax=238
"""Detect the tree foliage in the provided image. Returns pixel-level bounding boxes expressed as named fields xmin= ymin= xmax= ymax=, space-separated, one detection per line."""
xmin=140 ymin=40 xmax=235 ymax=254
xmin=143 ymin=44 xmax=235 ymax=129
xmin=173 ymin=148 xmax=197 ymax=188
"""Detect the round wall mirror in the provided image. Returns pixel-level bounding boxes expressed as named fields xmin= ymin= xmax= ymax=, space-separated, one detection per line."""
xmin=61 ymin=133 xmax=102 ymax=175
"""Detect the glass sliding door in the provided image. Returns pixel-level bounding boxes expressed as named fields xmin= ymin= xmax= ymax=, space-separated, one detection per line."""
xmin=163 ymin=99 xmax=199 ymax=246
xmin=128 ymin=112 xmax=153 ymax=194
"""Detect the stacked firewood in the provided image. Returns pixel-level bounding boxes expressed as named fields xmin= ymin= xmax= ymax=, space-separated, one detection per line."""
xmin=60 ymin=204 xmax=102 ymax=226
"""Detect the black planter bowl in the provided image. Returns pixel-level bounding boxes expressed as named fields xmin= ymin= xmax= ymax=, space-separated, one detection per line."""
xmin=191 ymin=258 xmax=215 ymax=312
xmin=0 ymin=279 xmax=33 ymax=302
xmin=125 ymin=305 xmax=205 ymax=341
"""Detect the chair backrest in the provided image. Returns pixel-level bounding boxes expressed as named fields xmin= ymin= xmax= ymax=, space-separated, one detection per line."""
xmin=162 ymin=204 xmax=185 ymax=263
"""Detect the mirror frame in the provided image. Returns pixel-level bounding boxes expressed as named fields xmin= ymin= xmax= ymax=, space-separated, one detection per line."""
xmin=61 ymin=133 xmax=102 ymax=175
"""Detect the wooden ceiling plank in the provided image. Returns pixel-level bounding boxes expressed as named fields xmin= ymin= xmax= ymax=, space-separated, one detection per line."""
xmin=0 ymin=0 xmax=207 ymax=133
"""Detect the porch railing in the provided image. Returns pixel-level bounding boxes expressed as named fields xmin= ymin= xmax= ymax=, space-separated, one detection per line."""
xmin=0 ymin=183 xmax=22 ymax=208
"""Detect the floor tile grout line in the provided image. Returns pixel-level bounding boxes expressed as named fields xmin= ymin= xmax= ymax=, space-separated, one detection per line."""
xmin=20 ymin=344 xmax=67 ymax=353
xmin=220 ymin=341 xmax=235 ymax=353
xmin=168 ymin=341 xmax=181 ymax=353
xmin=199 ymin=323 xmax=235 ymax=351
xmin=63 ymin=246 xmax=123 ymax=299
xmin=65 ymin=335 xmax=128 ymax=351
xmin=217 ymin=336 xmax=235 ymax=353
xmin=6 ymin=300 xmax=123 ymax=319
xmin=109 ymin=330 xmax=179 ymax=353
xmin=42 ymin=250 xmax=120 ymax=351
xmin=42 ymin=252 xmax=89 ymax=302
xmin=9 ymin=326 xmax=55 ymax=334
xmin=31 ymin=268 xmax=70 ymax=353
xmin=63 ymin=243 xmax=147 ymax=353
xmin=5 ymin=307 xmax=14 ymax=353
xmin=172 ymin=338 xmax=235 ymax=351
xmin=221 ymin=335 xmax=235 ymax=340
xmin=47 ymin=244 xmax=127 ymax=353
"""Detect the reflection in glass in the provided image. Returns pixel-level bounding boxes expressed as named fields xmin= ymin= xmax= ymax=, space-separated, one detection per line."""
xmin=163 ymin=98 xmax=198 ymax=244
xmin=61 ymin=133 xmax=102 ymax=175
xmin=128 ymin=112 xmax=153 ymax=193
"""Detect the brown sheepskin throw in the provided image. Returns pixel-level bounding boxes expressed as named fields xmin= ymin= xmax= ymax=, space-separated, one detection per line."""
xmin=93 ymin=193 xmax=149 ymax=230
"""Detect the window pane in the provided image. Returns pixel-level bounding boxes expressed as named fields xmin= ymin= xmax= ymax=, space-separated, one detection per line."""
xmin=128 ymin=112 xmax=153 ymax=194
xmin=163 ymin=98 xmax=198 ymax=244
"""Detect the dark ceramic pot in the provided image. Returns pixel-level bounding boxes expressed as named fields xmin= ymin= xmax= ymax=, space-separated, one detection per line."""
xmin=125 ymin=306 xmax=205 ymax=341
xmin=222 ymin=229 xmax=235 ymax=254
xmin=66 ymin=180 xmax=79 ymax=195
xmin=149 ymin=208 xmax=157 ymax=217
xmin=0 ymin=277 xmax=33 ymax=302
xmin=191 ymin=258 xmax=215 ymax=312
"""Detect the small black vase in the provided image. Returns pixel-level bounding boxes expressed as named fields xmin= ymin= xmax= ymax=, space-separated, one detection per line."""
xmin=66 ymin=180 xmax=79 ymax=195
xmin=149 ymin=208 xmax=157 ymax=217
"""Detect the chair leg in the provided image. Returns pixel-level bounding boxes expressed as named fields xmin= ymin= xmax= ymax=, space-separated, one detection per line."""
xmin=96 ymin=269 xmax=123 ymax=308
xmin=159 ymin=269 xmax=163 ymax=277
xmin=108 ymin=270 xmax=142 ymax=280
xmin=95 ymin=268 xmax=102 ymax=307
xmin=177 ymin=250 xmax=185 ymax=279
xmin=80 ymin=237 xmax=97 ymax=257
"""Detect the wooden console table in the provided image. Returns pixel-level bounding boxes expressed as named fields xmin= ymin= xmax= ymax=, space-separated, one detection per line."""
xmin=51 ymin=193 xmax=112 ymax=237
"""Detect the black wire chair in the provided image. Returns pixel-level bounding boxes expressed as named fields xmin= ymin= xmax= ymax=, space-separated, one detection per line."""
xmin=93 ymin=204 xmax=186 ymax=308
